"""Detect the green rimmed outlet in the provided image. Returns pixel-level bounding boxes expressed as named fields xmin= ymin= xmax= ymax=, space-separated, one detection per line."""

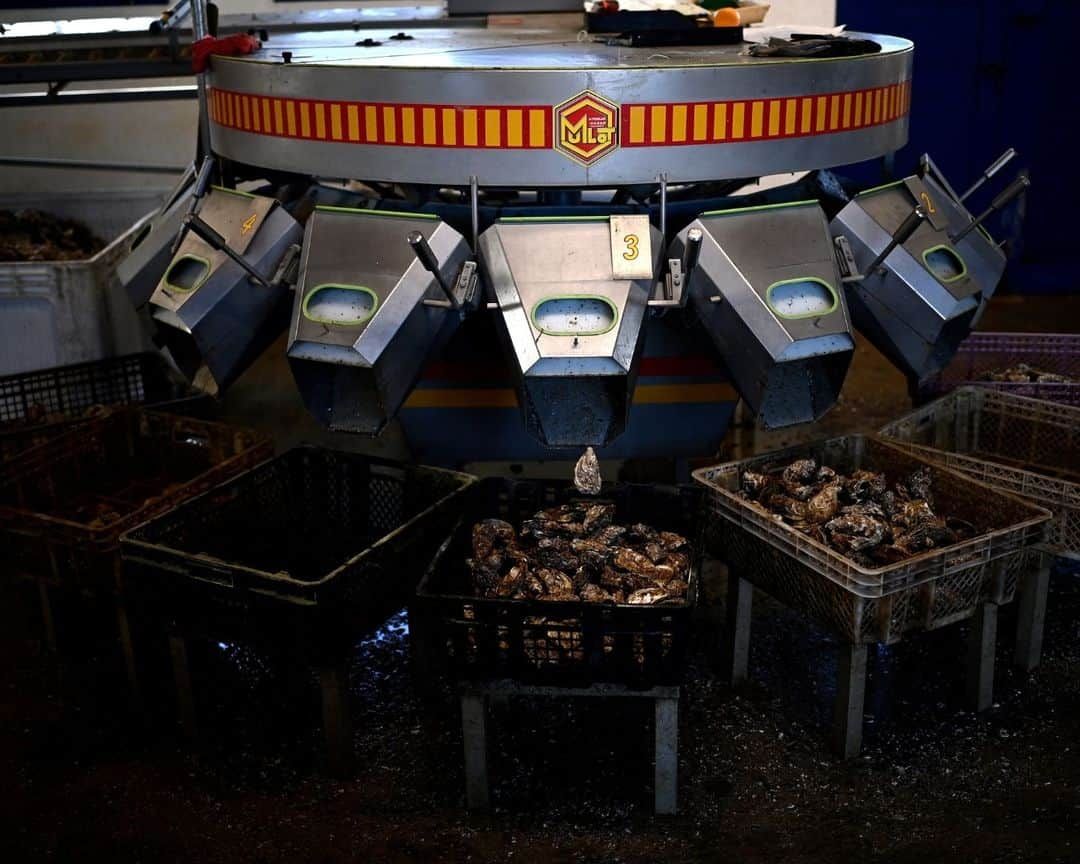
xmin=531 ymin=294 xmax=619 ymax=337
xmin=302 ymin=283 xmax=379 ymax=326
xmin=765 ymin=277 xmax=838 ymax=319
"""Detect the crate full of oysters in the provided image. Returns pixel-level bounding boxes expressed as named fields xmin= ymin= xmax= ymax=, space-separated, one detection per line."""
xmin=693 ymin=436 xmax=1051 ymax=645
xmin=414 ymin=477 xmax=703 ymax=687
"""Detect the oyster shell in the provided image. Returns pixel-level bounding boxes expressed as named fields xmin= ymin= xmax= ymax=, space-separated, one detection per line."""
xmin=626 ymin=588 xmax=671 ymax=605
xmin=574 ymin=446 xmax=602 ymax=496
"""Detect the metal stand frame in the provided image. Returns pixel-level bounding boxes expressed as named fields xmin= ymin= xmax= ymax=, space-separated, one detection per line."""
xmin=166 ymin=633 xmax=353 ymax=774
xmin=459 ymin=680 xmax=680 ymax=816
xmin=724 ymin=572 xmax=1006 ymax=759
xmin=1014 ymin=551 xmax=1052 ymax=673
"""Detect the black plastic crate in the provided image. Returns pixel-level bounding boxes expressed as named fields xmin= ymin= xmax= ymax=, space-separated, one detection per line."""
xmin=121 ymin=447 xmax=475 ymax=646
xmin=414 ymin=479 xmax=703 ymax=688
xmin=0 ymin=352 xmax=211 ymax=463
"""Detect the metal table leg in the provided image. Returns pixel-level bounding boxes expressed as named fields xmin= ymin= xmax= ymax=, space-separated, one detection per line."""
xmin=461 ymin=691 xmax=489 ymax=810
xmin=1014 ymin=552 xmax=1051 ymax=674
xmin=833 ymin=643 xmax=867 ymax=759
xmin=726 ymin=574 xmax=753 ymax=686
xmin=116 ymin=599 xmax=141 ymax=702
xmin=38 ymin=580 xmax=57 ymax=655
xmin=169 ymin=633 xmax=197 ymax=739
xmin=654 ymin=695 xmax=678 ymax=816
xmin=966 ymin=601 xmax=998 ymax=713
xmin=318 ymin=663 xmax=352 ymax=776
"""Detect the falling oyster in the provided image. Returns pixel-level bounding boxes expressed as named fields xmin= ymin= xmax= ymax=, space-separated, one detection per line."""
xmin=574 ymin=446 xmax=602 ymax=496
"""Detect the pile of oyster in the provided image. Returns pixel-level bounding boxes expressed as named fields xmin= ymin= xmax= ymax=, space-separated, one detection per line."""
xmin=981 ymin=363 xmax=1074 ymax=384
xmin=738 ymin=458 xmax=977 ymax=566
xmin=467 ymin=502 xmax=690 ymax=605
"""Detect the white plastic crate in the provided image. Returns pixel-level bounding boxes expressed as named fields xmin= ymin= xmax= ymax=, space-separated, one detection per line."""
xmin=0 ymin=189 xmax=168 ymax=376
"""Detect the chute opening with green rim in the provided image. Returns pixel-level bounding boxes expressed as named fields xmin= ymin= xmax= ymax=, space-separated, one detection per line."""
xmin=303 ymin=284 xmax=379 ymax=326
xmin=922 ymin=244 xmax=967 ymax=283
xmin=164 ymin=254 xmax=210 ymax=293
xmin=765 ymin=278 xmax=838 ymax=319
xmin=532 ymin=295 xmax=618 ymax=337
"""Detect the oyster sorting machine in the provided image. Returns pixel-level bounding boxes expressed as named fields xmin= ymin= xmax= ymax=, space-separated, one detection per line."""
xmin=95 ymin=2 xmax=1028 ymax=463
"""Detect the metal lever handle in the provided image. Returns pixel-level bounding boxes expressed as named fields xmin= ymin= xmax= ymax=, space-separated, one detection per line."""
xmin=952 ymin=172 xmax=1029 ymax=245
xmin=682 ymin=227 xmax=703 ymax=285
xmin=408 ymin=230 xmax=459 ymax=310
xmin=959 ymin=147 xmax=1017 ymax=202
xmin=862 ymin=205 xmax=926 ymax=277
xmin=184 ymin=213 xmax=271 ymax=287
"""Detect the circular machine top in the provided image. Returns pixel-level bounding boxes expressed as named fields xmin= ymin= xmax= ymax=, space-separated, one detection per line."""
xmin=207 ymin=25 xmax=913 ymax=187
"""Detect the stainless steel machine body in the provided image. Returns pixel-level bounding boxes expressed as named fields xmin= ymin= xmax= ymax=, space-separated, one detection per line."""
xmin=287 ymin=207 xmax=472 ymax=433
xmin=150 ymin=186 xmax=302 ymax=394
xmin=831 ymin=177 xmax=983 ymax=383
xmin=673 ymin=202 xmax=854 ymax=428
xmin=479 ymin=217 xmax=658 ymax=446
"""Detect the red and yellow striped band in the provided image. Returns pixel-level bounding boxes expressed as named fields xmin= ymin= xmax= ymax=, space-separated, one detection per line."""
xmin=208 ymin=79 xmax=910 ymax=149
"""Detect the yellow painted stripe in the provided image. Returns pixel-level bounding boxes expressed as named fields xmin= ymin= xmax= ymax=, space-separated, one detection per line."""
xmin=815 ymin=96 xmax=827 ymax=132
xmin=854 ymin=91 xmax=864 ymax=127
xmin=273 ymin=99 xmax=284 ymax=134
xmin=507 ymin=109 xmax=523 ymax=147
xmin=422 ymin=107 xmax=437 ymax=145
xmin=829 ymin=94 xmax=840 ymax=130
xmin=731 ymin=102 xmax=745 ymax=139
xmin=364 ymin=105 xmax=377 ymax=142
xmin=443 ymin=107 xmax=457 ymax=145
xmin=300 ymin=101 xmax=311 ymax=137
xmin=483 ymin=108 xmax=500 ymax=146
xmin=262 ymin=98 xmax=271 ymax=133
xmin=224 ymin=93 xmax=232 ymax=126
xmin=402 ymin=382 xmax=738 ymax=409
xmin=331 ymin=104 xmax=343 ymax=140
xmin=863 ymin=90 xmax=873 ymax=125
xmin=800 ymin=97 xmax=812 ymax=134
xmin=784 ymin=99 xmax=796 ymax=135
xmin=750 ymin=100 xmax=764 ymax=138
xmin=402 ymin=106 xmax=416 ymax=144
xmin=842 ymin=93 xmax=852 ymax=128
xmin=382 ymin=106 xmax=396 ymax=143
xmin=767 ymin=99 xmax=781 ymax=137
xmin=650 ymin=104 xmax=667 ymax=143
xmin=347 ymin=104 xmax=360 ymax=141
xmin=463 ymin=109 xmax=479 ymax=146
xmin=636 ymin=383 xmax=739 ymax=404
xmin=241 ymin=95 xmax=251 ymax=130
xmin=529 ymin=108 xmax=546 ymax=146
xmin=314 ymin=103 xmax=326 ymax=139
xmin=713 ymin=102 xmax=727 ymax=140
xmin=253 ymin=97 xmax=262 ymax=132
xmin=693 ymin=103 xmax=708 ymax=141
xmin=671 ymin=104 xmax=688 ymax=143
xmin=403 ymin=388 xmax=517 ymax=409
xmin=873 ymin=88 xmax=882 ymax=123
xmin=285 ymin=100 xmax=296 ymax=136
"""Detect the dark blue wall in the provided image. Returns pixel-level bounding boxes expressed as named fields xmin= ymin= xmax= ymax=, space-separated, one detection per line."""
xmin=837 ymin=0 xmax=1077 ymax=294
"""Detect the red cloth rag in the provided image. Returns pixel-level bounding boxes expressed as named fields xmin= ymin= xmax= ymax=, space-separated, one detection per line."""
xmin=191 ymin=34 xmax=260 ymax=73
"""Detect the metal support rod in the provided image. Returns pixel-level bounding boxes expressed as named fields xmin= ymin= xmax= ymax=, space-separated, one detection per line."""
xmin=184 ymin=213 xmax=272 ymax=287
xmin=1014 ymin=552 xmax=1051 ymax=673
xmin=832 ymin=643 xmax=867 ymax=759
xmin=966 ymin=602 xmax=998 ymax=713
xmin=408 ymin=230 xmax=460 ymax=309
xmin=959 ymin=147 xmax=1017 ymax=203
xmin=658 ymin=174 xmax=668 ymax=242
xmin=654 ymin=697 xmax=678 ymax=816
xmin=0 ymin=155 xmax=185 ymax=174
xmin=952 ymin=173 xmax=1030 ymax=245
xmin=150 ymin=0 xmax=193 ymax=33
xmin=725 ymin=573 xmax=753 ymax=685
xmin=191 ymin=0 xmax=212 ymax=158
xmin=461 ymin=692 xmax=489 ymax=810
xmin=170 ymin=155 xmax=214 ymax=255
xmin=469 ymin=175 xmax=480 ymax=252
xmin=319 ymin=663 xmax=352 ymax=776
xmin=169 ymin=634 xmax=197 ymax=739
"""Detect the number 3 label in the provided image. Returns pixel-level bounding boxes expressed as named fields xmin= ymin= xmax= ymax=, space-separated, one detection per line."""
xmin=609 ymin=215 xmax=653 ymax=279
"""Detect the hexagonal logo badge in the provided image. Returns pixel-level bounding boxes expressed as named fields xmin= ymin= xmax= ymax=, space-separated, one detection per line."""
xmin=554 ymin=90 xmax=619 ymax=166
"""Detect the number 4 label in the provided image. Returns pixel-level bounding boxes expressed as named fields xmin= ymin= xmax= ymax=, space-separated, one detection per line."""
xmin=609 ymin=214 xmax=653 ymax=280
